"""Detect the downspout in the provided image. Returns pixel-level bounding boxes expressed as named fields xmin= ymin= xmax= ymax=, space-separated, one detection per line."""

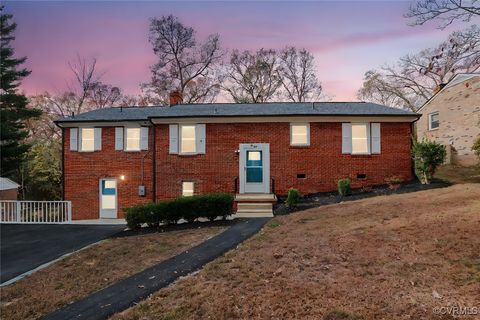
xmin=410 ymin=117 xmax=420 ymax=180
xmin=151 ymin=120 xmax=156 ymax=203
xmin=62 ymin=128 xmax=65 ymax=200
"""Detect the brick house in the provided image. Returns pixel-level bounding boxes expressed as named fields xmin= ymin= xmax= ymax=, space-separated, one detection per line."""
xmin=56 ymin=99 xmax=419 ymax=220
xmin=416 ymin=73 xmax=480 ymax=166
xmin=0 ymin=177 xmax=20 ymax=200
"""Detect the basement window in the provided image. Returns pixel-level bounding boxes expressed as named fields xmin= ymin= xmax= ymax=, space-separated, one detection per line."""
xmin=356 ymin=173 xmax=367 ymax=180
xmin=182 ymin=182 xmax=194 ymax=197
xmin=297 ymin=173 xmax=306 ymax=179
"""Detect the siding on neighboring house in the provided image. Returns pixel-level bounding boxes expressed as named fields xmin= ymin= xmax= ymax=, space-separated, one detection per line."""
xmin=64 ymin=127 xmax=154 ymax=220
xmin=155 ymin=122 xmax=414 ymax=200
xmin=417 ymin=75 xmax=480 ymax=166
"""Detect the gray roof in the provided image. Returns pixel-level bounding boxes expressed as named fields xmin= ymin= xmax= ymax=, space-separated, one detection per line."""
xmin=56 ymin=102 xmax=419 ymax=124
xmin=0 ymin=177 xmax=20 ymax=191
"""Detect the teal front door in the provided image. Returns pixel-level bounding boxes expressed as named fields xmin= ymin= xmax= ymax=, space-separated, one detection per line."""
xmin=240 ymin=144 xmax=270 ymax=193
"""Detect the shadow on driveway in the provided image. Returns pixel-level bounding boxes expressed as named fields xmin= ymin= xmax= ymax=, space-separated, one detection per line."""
xmin=1 ymin=224 xmax=125 ymax=284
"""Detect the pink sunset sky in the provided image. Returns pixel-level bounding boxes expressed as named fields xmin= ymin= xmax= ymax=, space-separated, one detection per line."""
xmin=5 ymin=1 xmax=477 ymax=102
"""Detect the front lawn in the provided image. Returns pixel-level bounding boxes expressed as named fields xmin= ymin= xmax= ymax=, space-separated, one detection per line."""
xmin=112 ymin=184 xmax=480 ymax=319
xmin=0 ymin=226 xmax=225 ymax=320
xmin=435 ymin=164 xmax=480 ymax=184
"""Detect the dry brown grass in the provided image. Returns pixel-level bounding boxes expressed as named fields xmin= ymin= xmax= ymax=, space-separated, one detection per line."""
xmin=435 ymin=164 xmax=480 ymax=184
xmin=0 ymin=227 xmax=224 ymax=320
xmin=112 ymin=184 xmax=480 ymax=320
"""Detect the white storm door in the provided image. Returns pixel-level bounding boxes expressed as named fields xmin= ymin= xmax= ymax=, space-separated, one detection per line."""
xmin=99 ymin=178 xmax=117 ymax=218
xmin=239 ymin=143 xmax=270 ymax=194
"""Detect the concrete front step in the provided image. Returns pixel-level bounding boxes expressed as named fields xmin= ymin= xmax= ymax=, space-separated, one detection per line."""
xmin=237 ymin=203 xmax=273 ymax=210
xmin=234 ymin=198 xmax=275 ymax=218
xmin=234 ymin=193 xmax=277 ymax=202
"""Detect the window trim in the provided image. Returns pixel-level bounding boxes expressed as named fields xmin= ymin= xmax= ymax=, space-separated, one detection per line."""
xmin=428 ymin=111 xmax=439 ymax=131
xmin=179 ymin=124 xmax=197 ymax=155
xmin=350 ymin=122 xmax=370 ymax=155
xmin=79 ymin=128 xmax=95 ymax=152
xmin=290 ymin=123 xmax=310 ymax=147
xmin=182 ymin=181 xmax=195 ymax=197
xmin=124 ymin=127 xmax=141 ymax=152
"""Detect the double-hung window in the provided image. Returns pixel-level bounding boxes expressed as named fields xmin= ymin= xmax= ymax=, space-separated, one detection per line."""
xmin=169 ymin=124 xmax=206 ymax=155
xmin=290 ymin=123 xmax=310 ymax=146
xmin=115 ymin=126 xmax=148 ymax=151
xmin=351 ymin=123 xmax=369 ymax=154
xmin=428 ymin=112 xmax=439 ymax=130
xmin=81 ymin=128 xmax=95 ymax=152
xmin=342 ymin=123 xmax=381 ymax=155
xmin=125 ymin=128 xmax=141 ymax=151
xmin=70 ymin=127 xmax=101 ymax=152
xmin=180 ymin=125 xmax=197 ymax=154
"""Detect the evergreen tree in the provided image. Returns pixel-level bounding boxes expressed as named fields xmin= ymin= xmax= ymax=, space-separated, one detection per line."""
xmin=0 ymin=6 xmax=41 ymax=180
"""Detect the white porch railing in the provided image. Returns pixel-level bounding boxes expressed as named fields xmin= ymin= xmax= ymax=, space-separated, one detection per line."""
xmin=0 ymin=201 xmax=72 ymax=224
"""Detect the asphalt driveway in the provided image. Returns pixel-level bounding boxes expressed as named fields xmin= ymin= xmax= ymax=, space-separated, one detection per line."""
xmin=0 ymin=224 xmax=125 ymax=284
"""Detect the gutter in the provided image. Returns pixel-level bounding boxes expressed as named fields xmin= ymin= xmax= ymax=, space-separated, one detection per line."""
xmin=54 ymin=113 xmax=421 ymax=125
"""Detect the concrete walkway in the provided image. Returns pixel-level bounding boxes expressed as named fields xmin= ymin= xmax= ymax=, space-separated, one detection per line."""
xmin=44 ymin=218 xmax=269 ymax=320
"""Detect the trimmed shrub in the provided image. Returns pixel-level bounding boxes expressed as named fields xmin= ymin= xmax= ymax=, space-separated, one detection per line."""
xmin=412 ymin=139 xmax=446 ymax=184
xmin=472 ymin=136 xmax=480 ymax=161
xmin=337 ymin=178 xmax=351 ymax=196
xmin=286 ymin=188 xmax=300 ymax=209
xmin=124 ymin=193 xmax=234 ymax=229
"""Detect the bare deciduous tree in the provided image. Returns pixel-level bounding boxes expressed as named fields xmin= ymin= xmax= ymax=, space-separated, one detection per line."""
xmin=358 ymin=25 xmax=480 ymax=111
xmin=406 ymin=0 xmax=480 ymax=28
xmin=88 ymin=81 xmax=122 ymax=108
xmin=223 ymin=49 xmax=282 ymax=103
xmin=143 ymin=15 xmax=223 ymax=105
xmin=28 ymin=56 xmax=125 ymax=140
xmin=278 ymin=46 xmax=323 ymax=102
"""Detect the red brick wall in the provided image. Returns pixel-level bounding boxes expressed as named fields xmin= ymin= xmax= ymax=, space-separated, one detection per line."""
xmin=64 ymin=122 xmax=413 ymax=219
xmin=64 ymin=127 xmax=153 ymax=220
xmin=155 ymin=122 xmax=414 ymax=200
xmin=0 ymin=189 xmax=18 ymax=200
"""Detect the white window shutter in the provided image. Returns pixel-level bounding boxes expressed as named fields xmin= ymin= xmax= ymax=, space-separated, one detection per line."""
xmin=140 ymin=127 xmax=149 ymax=150
xmin=169 ymin=124 xmax=178 ymax=154
xmin=196 ymin=124 xmax=206 ymax=154
xmin=115 ymin=127 xmax=124 ymax=150
xmin=342 ymin=123 xmax=352 ymax=154
xmin=371 ymin=123 xmax=381 ymax=154
xmin=94 ymin=128 xmax=102 ymax=151
xmin=306 ymin=123 xmax=311 ymax=146
xmin=366 ymin=123 xmax=371 ymax=154
xmin=70 ymin=128 xmax=78 ymax=151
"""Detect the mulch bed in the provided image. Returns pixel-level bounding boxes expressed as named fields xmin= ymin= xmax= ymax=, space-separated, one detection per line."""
xmin=274 ymin=179 xmax=451 ymax=215
xmin=113 ymin=219 xmax=235 ymax=238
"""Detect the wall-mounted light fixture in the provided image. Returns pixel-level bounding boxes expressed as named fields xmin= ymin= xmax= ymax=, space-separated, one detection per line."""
xmin=120 ymin=175 xmax=125 ymax=181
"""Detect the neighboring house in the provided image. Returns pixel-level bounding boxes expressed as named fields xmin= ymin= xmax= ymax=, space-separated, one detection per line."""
xmin=55 ymin=97 xmax=419 ymax=220
xmin=0 ymin=177 xmax=20 ymax=200
xmin=417 ymin=73 xmax=480 ymax=166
